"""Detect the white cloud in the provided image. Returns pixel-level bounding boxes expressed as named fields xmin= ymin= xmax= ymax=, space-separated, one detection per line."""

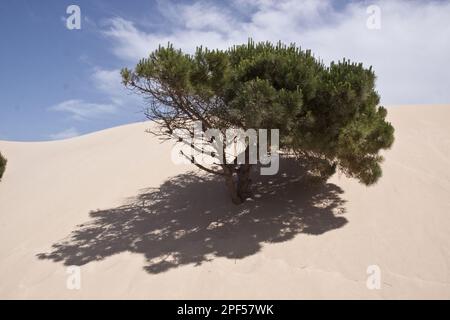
xmin=91 ymin=68 xmax=123 ymax=94
xmin=48 ymin=127 xmax=80 ymax=140
xmin=49 ymin=99 xmax=117 ymax=120
xmin=178 ymin=2 xmax=239 ymax=34
xmin=91 ymin=68 xmax=140 ymax=107
xmin=102 ymin=0 xmax=450 ymax=105
xmin=48 ymin=69 xmax=140 ymax=125
xmin=103 ymin=16 xmax=228 ymax=62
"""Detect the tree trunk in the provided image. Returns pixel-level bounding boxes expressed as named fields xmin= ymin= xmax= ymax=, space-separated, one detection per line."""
xmin=237 ymin=164 xmax=252 ymax=200
xmin=225 ymin=174 xmax=242 ymax=204
xmin=224 ymin=165 xmax=253 ymax=205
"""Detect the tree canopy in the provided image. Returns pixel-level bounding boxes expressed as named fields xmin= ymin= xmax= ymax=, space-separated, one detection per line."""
xmin=122 ymin=40 xmax=394 ymax=204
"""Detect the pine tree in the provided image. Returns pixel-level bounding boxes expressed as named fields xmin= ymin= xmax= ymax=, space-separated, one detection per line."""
xmin=121 ymin=40 xmax=394 ymax=204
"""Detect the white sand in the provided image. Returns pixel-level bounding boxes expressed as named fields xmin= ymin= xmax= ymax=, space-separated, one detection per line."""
xmin=0 ymin=105 xmax=449 ymax=299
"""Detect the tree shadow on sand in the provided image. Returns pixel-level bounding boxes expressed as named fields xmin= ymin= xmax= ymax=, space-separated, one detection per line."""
xmin=37 ymin=158 xmax=348 ymax=274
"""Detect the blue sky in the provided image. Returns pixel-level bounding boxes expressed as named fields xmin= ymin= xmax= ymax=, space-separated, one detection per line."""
xmin=1 ymin=0 xmax=449 ymax=141
xmin=0 ymin=0 xmax=153 ymax=141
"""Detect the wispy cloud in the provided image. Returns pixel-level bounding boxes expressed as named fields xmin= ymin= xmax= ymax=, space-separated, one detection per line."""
xmin=48 ymin=68 xmax=140 ymax=126
xmin=48 ymin=127 xmax=80 ymax=140
xmin=91 ymin=68 xmax=140 ymax=107
xmin=102 ymin=0 xmax=450 ymax=105
xmin=91 ymin=68 xmax=123 ymax=96
xmin=49 ymin=99 xmax=117 ymax=121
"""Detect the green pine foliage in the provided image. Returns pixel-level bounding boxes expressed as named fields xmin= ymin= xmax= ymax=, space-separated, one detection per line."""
xmin=122 ymin=40 xmax=394 ymax=203
xmin=0 ymin=152 xmax=6 ymax=181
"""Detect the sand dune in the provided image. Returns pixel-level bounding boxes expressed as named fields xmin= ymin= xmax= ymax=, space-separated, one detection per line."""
xmin=0 ymin=105 xmax=449 ymax=299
